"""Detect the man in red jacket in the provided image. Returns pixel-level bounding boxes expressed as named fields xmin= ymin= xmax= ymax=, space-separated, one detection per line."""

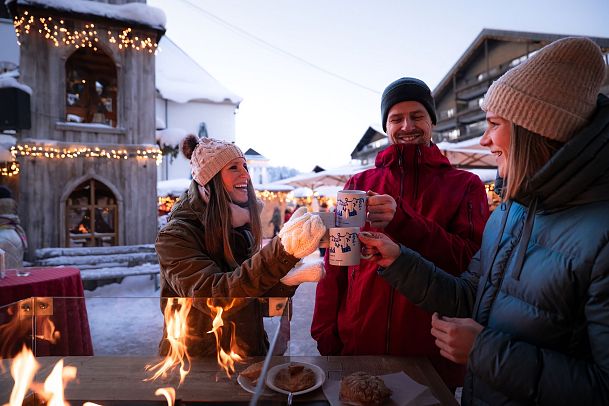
xmin=311 ymin=77 xmax=489 ymax=390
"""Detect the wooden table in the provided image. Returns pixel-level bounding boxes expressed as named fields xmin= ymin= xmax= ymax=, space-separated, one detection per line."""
xmin=0 ymin=355 xmax=457 ymax=405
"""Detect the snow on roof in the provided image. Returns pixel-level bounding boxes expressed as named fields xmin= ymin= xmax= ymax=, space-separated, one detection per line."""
xmin=6 ymin=0 xmax=166 ymax=31
xmin=156 ymin=127 xmax=187 ymax=149
xmin=157 ymin=178 xmax=190 ymax=197
xmin=0 ymin=76 xmax=32 ymax=94
xmin=156 ymin=37 xmax=241 ymax=104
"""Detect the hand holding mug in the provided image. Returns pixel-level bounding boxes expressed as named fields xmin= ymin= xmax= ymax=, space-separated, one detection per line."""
xmin=358 ymin=231 xmax=400 ymax=268
xmin=365 ymin=191 xmax=396 ymax=229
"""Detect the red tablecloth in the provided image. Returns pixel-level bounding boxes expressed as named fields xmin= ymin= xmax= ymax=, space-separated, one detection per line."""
xmin=0 ymin=267 xmax=93 ymax=357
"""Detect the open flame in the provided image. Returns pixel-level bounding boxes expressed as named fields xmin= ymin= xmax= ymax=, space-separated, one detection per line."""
xmin=4 ymin=346 xmax=75 ymax=406
xmin=206 ymin=298 xmax=243 ymax=378
xmin=77 ymin=224 xmax=88 ymax=234
xmin=37 ymin=359 xmax=77 ymax=406
xmin=155 ymin=387 xmax=176 ymax=406
xmin=5 ymin=345 xmax=39 ymax=406
xmin=145 ymin=298 xmax=192 ymax=385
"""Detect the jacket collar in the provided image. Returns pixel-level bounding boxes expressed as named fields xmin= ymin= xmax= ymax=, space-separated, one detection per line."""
xmin=375 ymin=142 xmax=452 ymax=170
xmin=516 ymin=94 xmax=609 ymax=211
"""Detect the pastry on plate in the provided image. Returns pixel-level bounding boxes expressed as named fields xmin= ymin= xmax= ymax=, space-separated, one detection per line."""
xmin=240 ymin=361 xmax=264 ymax=381
xmin=339 ymin=371 xmax=392 ymax=405
xmin=273 ymin=363 xmax=316 ymax=392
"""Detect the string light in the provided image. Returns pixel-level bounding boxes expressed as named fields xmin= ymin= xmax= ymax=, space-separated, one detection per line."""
xmin=255 ymin=190 xmax=289 ymax=203
xmin=11 ymin=142 xmax=163 ymax=166
xmin=0 ymin=161 xmax=20 ymax=177
xmin=12 ymin=10 xmax=160 ymax=54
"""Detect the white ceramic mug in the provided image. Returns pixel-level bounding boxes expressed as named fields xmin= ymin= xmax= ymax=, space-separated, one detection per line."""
xmin=329 ymin=227 xmax=361 ymax=266
xmin=336 ymin=190 xmax=367 ymax=228
xmin=311 ymin=211 xmax=335 ymax=248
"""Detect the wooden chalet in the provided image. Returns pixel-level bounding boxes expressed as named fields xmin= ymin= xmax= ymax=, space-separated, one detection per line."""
xmin=432 ymin=29 xmax=609 ymax=145
xmin=4 ymin=0 xmax=165 ymax=258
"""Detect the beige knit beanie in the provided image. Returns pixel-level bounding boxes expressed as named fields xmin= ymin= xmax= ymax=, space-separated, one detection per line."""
xmin=481 ymin=37 xmax=607 ymax=142
xmin=189 ymin=138 xmax=245 ymax=186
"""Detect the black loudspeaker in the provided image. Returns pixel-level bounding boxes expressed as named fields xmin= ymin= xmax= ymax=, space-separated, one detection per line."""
xmin=0 ymin=86 xmax=31 ymax=130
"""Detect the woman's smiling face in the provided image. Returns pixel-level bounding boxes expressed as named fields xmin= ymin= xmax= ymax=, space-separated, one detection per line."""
xmin=220 ymin=157 xmax=250 ymax=204
xmin=480 ymin=112 xmax=512 ymax=178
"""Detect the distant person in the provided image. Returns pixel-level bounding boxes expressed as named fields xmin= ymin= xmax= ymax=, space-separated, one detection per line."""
xmin=312 ymin=77 xmax=489 ymax=390
xmin=269 ymin=206 xmax=282 ymax=237
xmin=0 ymin=186 xmax=27 ymax=269
xmin=318 ymin=202 xmax=330 ymax=256
xmin=156 ymin=136 xmax=326 ymax=357
xmin=284 ymin=207 xmax=293 ymax=223
xmin=358 ymin=37 xmax=609 ymax=405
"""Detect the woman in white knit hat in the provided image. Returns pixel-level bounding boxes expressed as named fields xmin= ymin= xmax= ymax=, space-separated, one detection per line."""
xmin=156 ymin=135 xmax=326 ymax=357
xmin=359 ymin=36 xmax=609 ymax=405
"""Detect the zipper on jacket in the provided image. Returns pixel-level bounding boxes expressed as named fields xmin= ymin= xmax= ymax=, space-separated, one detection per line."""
xmin=413 ymin=146 xmax=421 ymax=200
xmin=385 ymin=288 xmax=395 ymax=353
xmin=467 ymin=201 xmax=473 ymax=239
xmin=398 ymin=153 xmax=404 ymax=201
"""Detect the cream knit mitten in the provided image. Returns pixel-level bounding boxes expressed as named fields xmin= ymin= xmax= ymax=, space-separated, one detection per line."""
xmin=278 ymin=207 xmax=326 ymax=259
xmin=280 ymin=260 xmax=325 ymax=286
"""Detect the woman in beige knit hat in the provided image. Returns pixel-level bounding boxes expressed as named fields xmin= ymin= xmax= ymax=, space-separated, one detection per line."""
xmin=156 ymin=135 xmax=327 ymax=357
xmin=359 ymin=36 xmax=609 ymax=404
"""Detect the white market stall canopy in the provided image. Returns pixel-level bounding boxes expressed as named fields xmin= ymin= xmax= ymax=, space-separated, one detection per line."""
xmin=436 ymin=136 xmax=497 ymax=169
xmin=273 ymin=163 xmax=374 ymax=190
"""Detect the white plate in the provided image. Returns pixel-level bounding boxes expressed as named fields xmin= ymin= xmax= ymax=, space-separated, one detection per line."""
xmin=237 ymin=374 xmax=277 ymax=396
xmin=265 ymin=362 xmax=326 ymax=396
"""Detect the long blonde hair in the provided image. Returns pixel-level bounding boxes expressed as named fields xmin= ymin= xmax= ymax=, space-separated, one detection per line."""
xmin=503 ymin=124 xmax=564 ymax=201
xmin=203 ymin=174 xmax=262 ymax=268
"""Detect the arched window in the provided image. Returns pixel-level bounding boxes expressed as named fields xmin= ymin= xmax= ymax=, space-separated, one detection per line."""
xmin=65 ymin=48 xmax=117 ymax=127
xmin=65 ymin=179 xmax=118 ymax=247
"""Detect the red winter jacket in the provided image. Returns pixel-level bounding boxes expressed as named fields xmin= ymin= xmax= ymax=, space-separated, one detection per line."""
xmin=311 ymin=143 xmax=489 ymax=388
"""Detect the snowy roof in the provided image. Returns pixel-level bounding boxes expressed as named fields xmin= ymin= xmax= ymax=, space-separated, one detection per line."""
xmin=156 ymin=37 xmax=242 ymax=105
xmin=157 ymin=178 xmax=190 ymax=197
xmin=5 ymin=0 xmax=166 ymax=31
xmin=0 ymin=75 xmax=32 ymax=94
xmin=156 ymin=127 xmax=187 ymax=149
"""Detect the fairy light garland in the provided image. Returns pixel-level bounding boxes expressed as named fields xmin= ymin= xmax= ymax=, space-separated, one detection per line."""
xmin=0 ymin=161 xmax=20 ymax=177
xmin=255 ymin=190 xmax=289 ymax=203
xmin=12 ymin=9 xmax=160 ymax=53
xmin=11 ymin=143 xmax=163 ymax=165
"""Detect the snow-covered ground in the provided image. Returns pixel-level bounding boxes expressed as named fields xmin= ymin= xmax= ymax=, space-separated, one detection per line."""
xmin=84 ymin=252 xmax=322 ymax=357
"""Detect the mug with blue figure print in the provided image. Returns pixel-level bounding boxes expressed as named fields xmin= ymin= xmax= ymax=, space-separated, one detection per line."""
xmin=336 ymin=190 xmax=367 ymax=228
xmin=329 ymin=227 xmax=361 ymax=266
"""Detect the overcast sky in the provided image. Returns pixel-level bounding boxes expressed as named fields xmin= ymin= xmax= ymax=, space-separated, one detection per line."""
xmin=148 ymin=0 xmax=609 ymax=173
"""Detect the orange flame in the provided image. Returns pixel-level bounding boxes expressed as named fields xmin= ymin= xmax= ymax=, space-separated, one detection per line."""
xmin=78 ymin=224 xmax=88 ymax=233
xmin=145 ymin=298 xmax=192 ymax=385
xmin=36 ymin=359 xmax=77 ymax=406
xmin=5 ymin=345 xmax=39 ymax=406
xmin=206 ymin=299 xmax=244 ymax=378
xmin=155 ymin=387 xmax=176 ymax=406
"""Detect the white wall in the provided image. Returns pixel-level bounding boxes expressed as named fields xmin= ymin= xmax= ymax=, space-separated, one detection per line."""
xmin=155 ymin=97 xmax=238 ymax=181
xmin=0 ymin=19 xmax=19 ymax=66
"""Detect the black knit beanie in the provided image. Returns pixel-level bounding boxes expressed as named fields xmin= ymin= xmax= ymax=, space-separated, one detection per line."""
xmin=381 ymin=77 xmax=437 ymax=131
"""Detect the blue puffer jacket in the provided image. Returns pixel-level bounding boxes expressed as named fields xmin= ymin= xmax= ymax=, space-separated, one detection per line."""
xmin=380 ymin=94 xmax=609 ymax=405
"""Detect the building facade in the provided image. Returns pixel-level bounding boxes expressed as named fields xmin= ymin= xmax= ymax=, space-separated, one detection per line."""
xmin=4 ymin=0 xmax=165 ymax=258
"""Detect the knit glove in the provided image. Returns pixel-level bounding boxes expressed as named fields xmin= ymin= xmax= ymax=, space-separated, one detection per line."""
xmin=278 ymin=207 xmax=326 ymax=258
xmin=280 ymin=260 xmax=325 ymax=286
